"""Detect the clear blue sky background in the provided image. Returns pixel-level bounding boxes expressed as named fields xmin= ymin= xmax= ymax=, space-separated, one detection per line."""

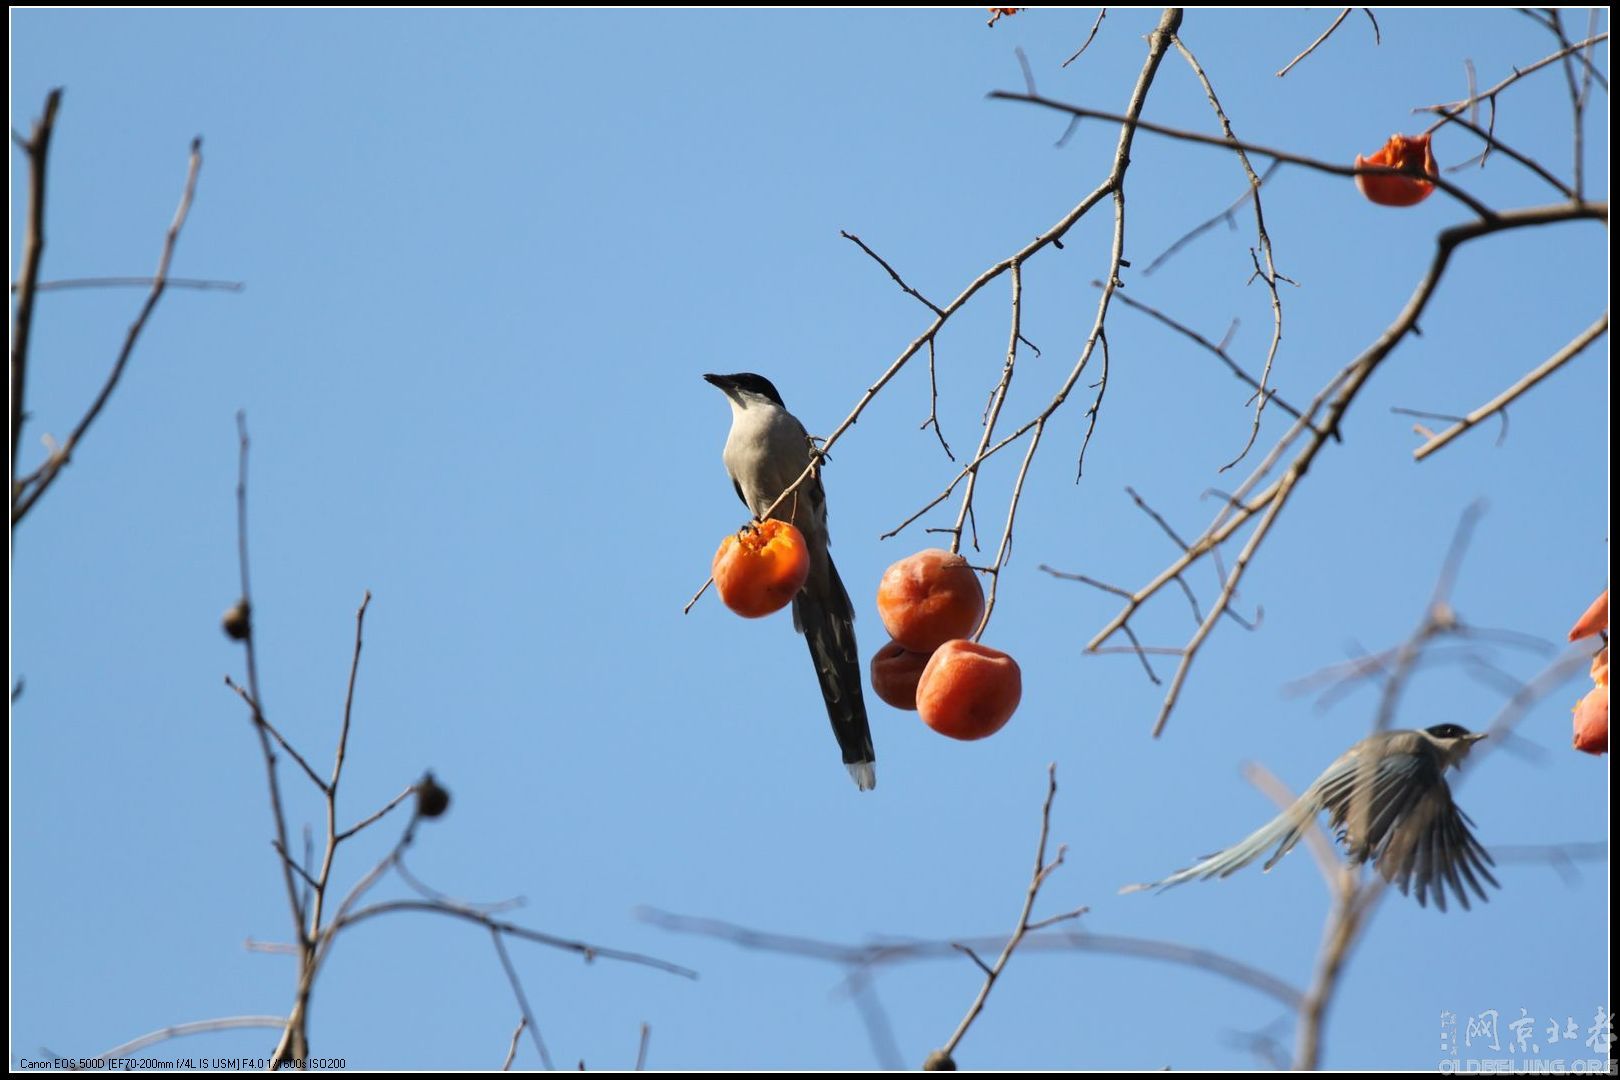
xmin=11 ymin=9 xmax=1609 ymax=1071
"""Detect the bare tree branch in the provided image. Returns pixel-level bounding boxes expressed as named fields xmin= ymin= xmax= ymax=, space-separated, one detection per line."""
xmin=1061 ymin=9 xmax=1107 ymax=68
xmin=492 ymin=927 xmax=553 ymax=1070
xmin=501 ymin=1018 xmax=527 ymax=1071
xmin=932 ymin=765 xmax=1085 ymax=1067
xmin=10 ymin=88 xmax=62 ymax=505
xmin=13 ymin=135 xmax=207 ymax=526
xmin=1412 ymin=313 xmax=1607 ymax=460
xmin=1083 ymin=201 xmax=1605 ymax=737
xmin=1275 ymin=8 xmax=1352 ymax=78
xmin=23 ymin=276 xmax=242 ymax=293
xmin=98 ymin=1016 xmax=288 ymax=1060
xmin=1104 ymin=287 xmax=1307 ymax=423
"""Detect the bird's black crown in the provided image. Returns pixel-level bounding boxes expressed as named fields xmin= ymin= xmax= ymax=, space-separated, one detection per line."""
xmin=1425 ymin=723 xmax=1475 ymax=740
xmin=706 ymin=371 xmax=784 ymax=407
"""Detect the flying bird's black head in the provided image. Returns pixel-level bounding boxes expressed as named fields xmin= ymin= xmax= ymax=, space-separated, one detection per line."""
xmin=1425 ymin=723 xmax=1481 ymax=741
xmin=704 ymin=372 xmax=785 ymax=408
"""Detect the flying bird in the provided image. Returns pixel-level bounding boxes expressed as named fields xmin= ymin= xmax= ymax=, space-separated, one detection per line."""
xmin=1122 ymin=724 xmax=1497 ymax=911
xmin=703 ymin=372 xmax=876 ymax=791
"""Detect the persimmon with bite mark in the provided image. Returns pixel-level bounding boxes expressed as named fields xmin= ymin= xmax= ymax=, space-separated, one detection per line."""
xmin=712 ymin=520 xmax=810 ymax=618
xmin=870 ymin=639 xmax=932 ymax=711
xmin=916 ymin=639 xmax=1022 ymax=741
xmin=1354 ymin=133 xmax=1438 ymax=207
xmin=877 ymin=549 xmax=986 ymax=653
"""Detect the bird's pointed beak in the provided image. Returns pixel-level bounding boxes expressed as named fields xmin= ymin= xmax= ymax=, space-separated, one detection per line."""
xmin=1464 ymin=732 xmax=1488 ymax=743
xmin=703 ymin=373 xmax=731 ymax=391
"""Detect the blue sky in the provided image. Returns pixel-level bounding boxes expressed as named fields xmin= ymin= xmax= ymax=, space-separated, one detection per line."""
xmin=11 ymin=8 xmax=1609 ymax=1070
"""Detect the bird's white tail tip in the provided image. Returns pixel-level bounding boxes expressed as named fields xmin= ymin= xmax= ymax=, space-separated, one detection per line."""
xmin=847 ymin=762 xmax=877 ymax=791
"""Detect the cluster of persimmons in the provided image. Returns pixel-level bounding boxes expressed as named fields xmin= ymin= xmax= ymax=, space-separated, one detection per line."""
xmin=712 ymin=525 xmax=1021 ymax=741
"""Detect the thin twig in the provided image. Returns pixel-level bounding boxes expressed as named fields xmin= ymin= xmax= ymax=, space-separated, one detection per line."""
xmin=638 ymin=908 xmax=1303 ymax=1011
xmin=992 ymin=91 xmax=1497 ymax=220
xmin=1086 ymin=202 xmax=1606 ymax=737
xmin=10 ymin=89 xmax=62 ymax=509
xmin=327 ymin=900 xmax=700 ymax=980
xmin=1143 ymin=160 xmax=1282 ymax=276
xmin=1419 ymin=31 xmax=1610 ymax=138
xmin=950 ymin=263 xmax=1025 ymax=558
xmin=493 ymin=928 xmax=554 ymax=1070
xmin=841 ymin=230 xmax=945 ymax=317
xmin=502 ymin=1018 xmax=527 ymax=1071
xmin=1427 ymin=111 xmax=1574 ymax=198
xmin=228 ymin=413 xmax=306 ymax=944
xmin=1544 ymin=9 xmax=1588 ymax=197
xmin=1105 ymin=287 xmax=1306 ymax=422
xmin=1061 ymin=9 xmax=1107 ymax=67
xmin=1075 ymin=328 xmax=1109 ymax=478
xmin=274 ymin=592 xmax=375 ymax=1066
xmin=968 ymin=11 xmax=1182 ymax=637
xmin=920 ymin=337 xmax=954 ymax=460
xmin=634 ymin=1023 xmax=651 ymax=1071
xmin=1275 ymin=8 xmax=1352 ymax=78
xmin=223 ymin=676 xmax=327 ymax=791
xmin=99 ymin=1016 xmax=288 ymax=1060
xmin=334 ymin=785 xmax=415 ymax=843
xmin=13 ymin=136 xmax=206 ymax=525
xmin=1413 ymin=313 xmax=1607 ymax=461
xmin=934 ymin=765 xmax=1084 ymax=1064
xmin=24 ymin=276 xmax=242 ymax=293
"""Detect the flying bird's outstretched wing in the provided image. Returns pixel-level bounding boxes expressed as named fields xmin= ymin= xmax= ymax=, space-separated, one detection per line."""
xmin=1122 ymin=737 xmax=1497 ymax=911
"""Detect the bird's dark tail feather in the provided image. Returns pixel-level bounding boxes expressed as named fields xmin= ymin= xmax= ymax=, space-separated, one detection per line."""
xmin=793 ymin=561 xmax=876 ymax=791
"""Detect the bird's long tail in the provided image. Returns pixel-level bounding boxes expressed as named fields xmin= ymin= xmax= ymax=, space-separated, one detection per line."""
xmin=793 ymin=560 xmax=876 ymax=791
xmin=1120 ymin=797 xmax=1319 ymax=894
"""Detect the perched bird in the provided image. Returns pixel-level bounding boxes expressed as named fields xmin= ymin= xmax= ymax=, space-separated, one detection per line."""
xmin=703 ymin=372 xmax=876 ymax=791
xmin=1122 ymin=724 xmax=1497 ymax=911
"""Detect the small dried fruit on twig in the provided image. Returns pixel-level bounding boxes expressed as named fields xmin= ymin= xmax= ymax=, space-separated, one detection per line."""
xmin=222 ymin=598 xmax=252 ymax=641
xmin=416 ymin=772 xmax=451 ymax=818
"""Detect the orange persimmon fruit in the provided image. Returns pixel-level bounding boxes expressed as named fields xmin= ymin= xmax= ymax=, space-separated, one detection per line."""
xmin=916 ymin=639 xmax=1022 ymax=741
xmin=877 ymin=549 xmax=986 ymax=653
xmin=870 ymin=639 xmax=932 ymax=711
xmin=712 ymin=520 xmax=810 ymax=618
xmin=1568 ymin=590 xmax=1609 ymax=641
xmin=1354 ymin=133 xmax=1438 ymax=207
xmin=1574 ymin=646 xmax=1609 ymax=756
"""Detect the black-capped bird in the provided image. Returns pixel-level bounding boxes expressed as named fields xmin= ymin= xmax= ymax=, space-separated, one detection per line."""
xmin=703 ymin=372 xmax=876 ymax=791
xmin=1122 ymin=724 xmax=1498 ymax=911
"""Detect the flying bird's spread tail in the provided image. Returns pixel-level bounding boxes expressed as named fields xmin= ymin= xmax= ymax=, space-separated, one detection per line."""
xmin=1118 ymin=797 xmax=1318 ymax=894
